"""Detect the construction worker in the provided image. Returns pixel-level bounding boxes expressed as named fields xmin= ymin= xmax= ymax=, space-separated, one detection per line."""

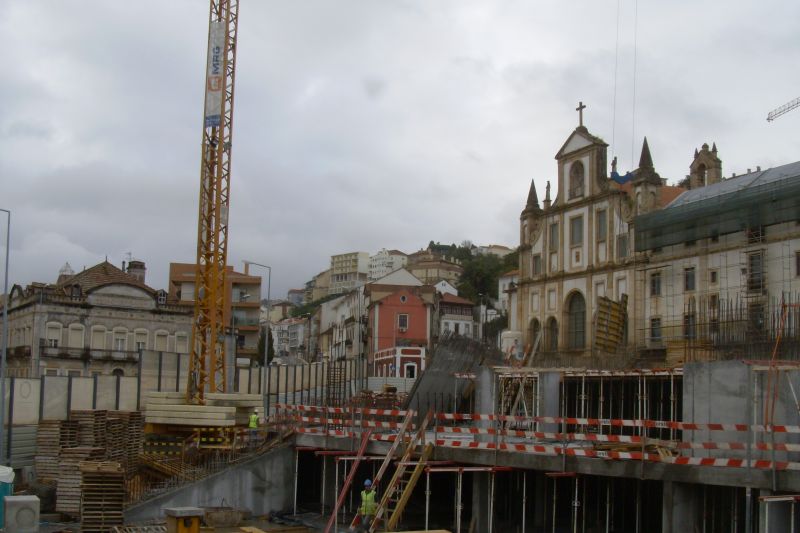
xmin=357 ymin=479 xmax=377 ymax=530
xmin=248 ymin=409 xmax=259 ymax=450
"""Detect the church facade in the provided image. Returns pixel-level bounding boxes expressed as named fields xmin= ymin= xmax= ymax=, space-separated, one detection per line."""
xmin=513 ymin=114 xmax=684 ymax=364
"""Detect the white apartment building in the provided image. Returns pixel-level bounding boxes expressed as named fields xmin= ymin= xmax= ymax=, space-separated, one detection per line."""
xmin=329 ymin=252 xmax=369 ymax=295
xmin=272 ymin=317 xmax=308 ymax=359
xmin=369 ymin=249 xmax=408 ymax=281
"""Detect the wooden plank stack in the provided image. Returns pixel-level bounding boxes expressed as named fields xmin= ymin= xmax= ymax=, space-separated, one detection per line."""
xmin=55 ymin=447 xmax=105 ymax=517
xmin=593 ymin=295 xmax=628 ymax=354
xmin=79 ymin=461 xmax=125 ymax=532
xmin=37 ymin=409 xmax=144 ymax=518
xmin=106 ymin=418 xmax=126 ymax=466
xmin=144 ymin=392 xmax=262 ymax=427
xmin=110 ymin=410 xmax=143 ymax=476
xmin=35 ymin=420 xmax=79 ymax=485
xmin=72 ymin=410 xmax=109 ymax=448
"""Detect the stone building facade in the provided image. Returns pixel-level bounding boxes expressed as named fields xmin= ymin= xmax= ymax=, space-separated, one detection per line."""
xmin=2 ymin=261 xmax=191 ymax=377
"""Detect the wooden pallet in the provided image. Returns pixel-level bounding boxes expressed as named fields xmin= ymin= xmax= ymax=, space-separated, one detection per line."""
xmin=71 ymin=410 xmax=109 ymax=448
xmin=55 ymin=447 xmax=105 ymax=518
xmin=80 ymin=461 xmax=125 ymax=532
xmin=35 ymin=420 xmax=80 ymax=484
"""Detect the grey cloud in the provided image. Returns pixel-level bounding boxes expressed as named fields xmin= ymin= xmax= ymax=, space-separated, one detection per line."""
xmin=2 ymin=0 xmax=799 ymax=298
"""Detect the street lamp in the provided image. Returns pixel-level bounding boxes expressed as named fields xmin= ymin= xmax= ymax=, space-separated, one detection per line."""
xmin=0 ymin=209 xmax=10 ymax=465
xmin=243 ymin=260 xmax=271 ymax=413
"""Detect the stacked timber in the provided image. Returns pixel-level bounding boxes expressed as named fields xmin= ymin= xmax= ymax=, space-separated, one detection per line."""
xmin=55 ymin=447 xmax=104 ymax=517
xmin=110 ymin=410 xmax=143 ymax=476
xmin=72 ymin=410 xmax=108 ymax=448
xmin=79 ymin=461 xmax=125 ymax=532
xmin=106 ymin=418 xmax=126 ymax=466
xmin=144 ymin=392 xmax=261 ymax=427
xmin=35 ymin=420 xmax=79 ymax=484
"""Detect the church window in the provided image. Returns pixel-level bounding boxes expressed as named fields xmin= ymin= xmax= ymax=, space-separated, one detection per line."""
xmin=545 ymin=317 xmax=558 ymax=351
xmin=569 ymin=161 xmax=585 ymax=199
xmin=566 ymin=292 xmax=586 ymax=350
xmin=549 ymin=223 xmax=559 ymax=249
xmin=570 ymin=216 xmax=583 ymax=247
xmin=529 ymin=319 xmax=541 ymax=347
xmin=596 ymin=210 xmax=607 ymax=242
xmin=617 ymin=234 xmax=629 ymax=259
xmin=532 ymin=254 xmax=542 ymax=275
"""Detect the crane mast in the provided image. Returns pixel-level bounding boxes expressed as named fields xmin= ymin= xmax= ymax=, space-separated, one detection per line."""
xmin=188 ymin=0 xmax=240 ymax=403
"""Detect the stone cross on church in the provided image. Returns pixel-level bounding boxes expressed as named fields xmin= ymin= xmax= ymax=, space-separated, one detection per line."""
xmin=576 ymin=101 xmax=586 ymax=127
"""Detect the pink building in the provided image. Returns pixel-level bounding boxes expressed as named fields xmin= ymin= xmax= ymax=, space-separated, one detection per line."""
xmin=366 ymin=284 xmax=435 ymax=378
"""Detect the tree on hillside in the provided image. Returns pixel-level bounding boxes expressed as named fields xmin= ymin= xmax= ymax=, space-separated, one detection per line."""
xmin=291 ymin=293 xmax=340 ymax=318
xmin=457 ymin=252 xmax=504 ymax=302
xmin=502 ymin=249 xmax=519 ymax=271
xmin=258 ymin=328 xmax=275 ymax=364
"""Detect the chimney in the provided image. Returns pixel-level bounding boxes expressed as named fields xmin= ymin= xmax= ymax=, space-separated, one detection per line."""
xmin=127 ymin=260 xmax=146 ymax=283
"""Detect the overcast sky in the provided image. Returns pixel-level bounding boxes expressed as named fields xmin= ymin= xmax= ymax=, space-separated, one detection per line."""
xmin=2 ymin=1 xmax=799 ymax=299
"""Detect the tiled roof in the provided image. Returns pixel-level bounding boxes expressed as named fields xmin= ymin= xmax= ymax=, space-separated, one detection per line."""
xmin=615 ymin=182 xmax=687 ymax=208
xmin=440 ymin=293 xmax=475 ymax=306
xmin=56 ymin=261 xmax=155 ymax=295
xmin=500 ymin=269 xmax=519 ymax=277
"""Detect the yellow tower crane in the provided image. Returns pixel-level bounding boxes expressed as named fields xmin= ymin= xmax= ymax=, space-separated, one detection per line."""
xmin=767 ymin=96 xmax=800 ymax=122
xmin=188 ymin=0 xmax=240 ymax=404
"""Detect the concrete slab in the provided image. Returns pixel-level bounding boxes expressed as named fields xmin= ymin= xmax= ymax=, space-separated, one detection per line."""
xmin=145 ymin=404 xmax=236 ymax=414
xmin=143 ymin=416 xmax=236 ymax=426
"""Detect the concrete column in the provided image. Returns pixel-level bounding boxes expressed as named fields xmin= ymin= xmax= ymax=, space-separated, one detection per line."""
xmin=471 ymin=471 xmax=490 ymax=532
xmin=662 ymin=481 xmax=700 ymax=533
xmin=534 ymin=472 xmax=547 ymax=528
xmin=321 ymin=456 xmax=337 ymax=514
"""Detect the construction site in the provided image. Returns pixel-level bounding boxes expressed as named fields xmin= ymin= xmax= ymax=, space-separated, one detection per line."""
xmin=6 ymin=327 xmax=800 ymax=532
xmin=2 ymin=0 xmax=800 ymax=532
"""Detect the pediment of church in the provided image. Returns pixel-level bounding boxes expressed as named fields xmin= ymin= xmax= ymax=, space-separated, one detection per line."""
xmin=555 ymin=127 xmax=608 ymax=160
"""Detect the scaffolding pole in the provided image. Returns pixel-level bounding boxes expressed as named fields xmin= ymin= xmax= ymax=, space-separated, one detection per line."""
xmin=425 ymin=470 xmax=431 ymax=531
xmin=522 ymin=472 xmax=527 ymax=533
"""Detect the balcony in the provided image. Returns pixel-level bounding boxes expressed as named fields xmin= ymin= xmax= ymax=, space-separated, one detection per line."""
xmin=40 ymin=346 xmax=139 ymax=362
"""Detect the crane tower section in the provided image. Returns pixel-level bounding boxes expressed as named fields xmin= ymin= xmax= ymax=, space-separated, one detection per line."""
xmin=188 ymin=0 xmax=240 ymax=403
